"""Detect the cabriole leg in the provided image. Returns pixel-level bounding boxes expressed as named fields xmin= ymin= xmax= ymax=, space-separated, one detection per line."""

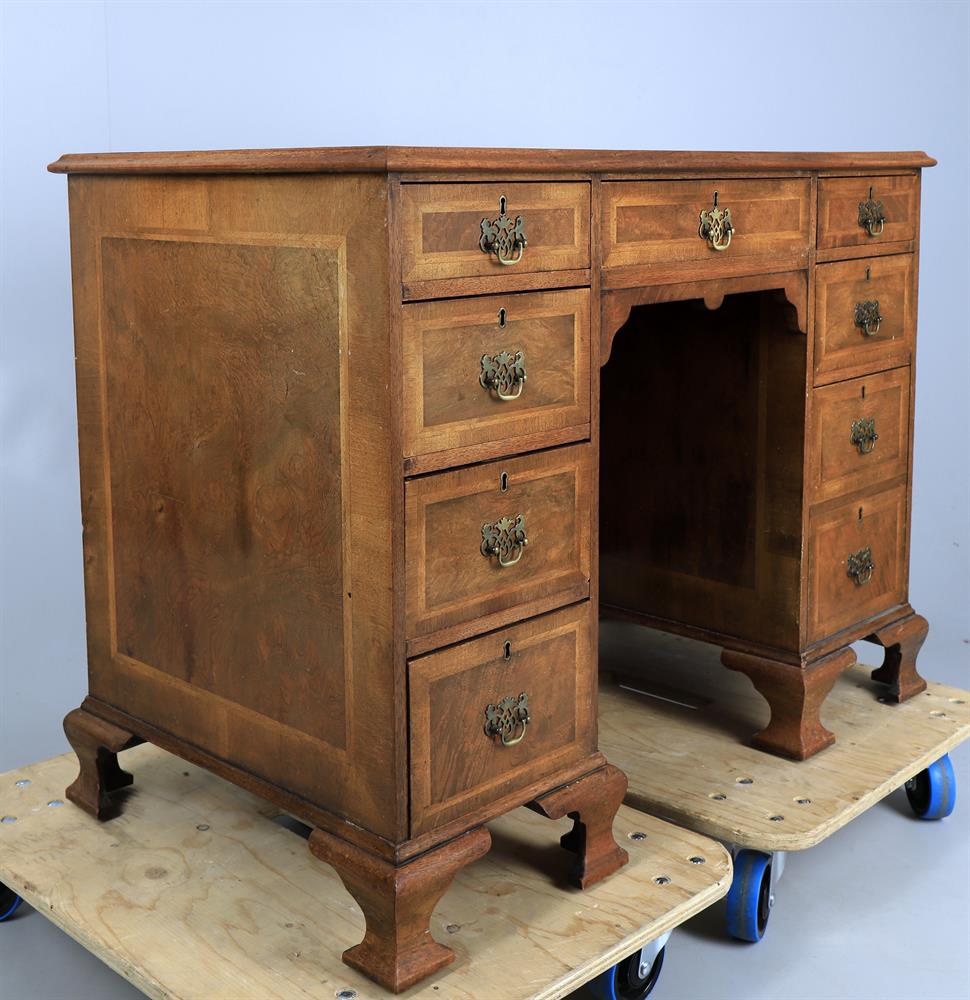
xmin=63 ymin=707 xmax=141 ymax=820
xmin=722 ymin=647 xmax=856 ymax=760
xmin=308 ymin=825 xmax=491 ymax=994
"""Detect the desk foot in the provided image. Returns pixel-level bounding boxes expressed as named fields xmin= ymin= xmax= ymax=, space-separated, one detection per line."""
xmin=867 ymin=612 xmax=929 ymax=703
xmin=528 ymin=764 xmax=630 ymax=888
xmin=722 ymin=648 xmax=857 ymax=760
xmin=308 ymin=825 xmax=491 ymax=994
xmin=63 ymin=707 xmax=142 ymax=820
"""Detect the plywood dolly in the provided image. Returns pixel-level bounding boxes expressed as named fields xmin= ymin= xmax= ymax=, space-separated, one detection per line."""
xmin=0 ymin=743 xmax=732 ymax=999
xmin=598 ymin=621 xmax=968 ymax=944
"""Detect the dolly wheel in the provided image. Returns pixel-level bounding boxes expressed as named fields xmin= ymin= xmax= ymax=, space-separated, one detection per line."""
xmin=725 ymin=850 xmax=772 ymax=942
xmin=906 ymin=754 xmax=957 ymax=820
xmin=587 ymin=945 xmax=665 ymax=1000
xmin=0 ymin=881 xmax=23 ymax=922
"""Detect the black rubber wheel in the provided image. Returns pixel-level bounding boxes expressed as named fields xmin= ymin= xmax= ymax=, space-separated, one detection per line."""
xmin=612 ymin=945 xmax=665 ymax=1000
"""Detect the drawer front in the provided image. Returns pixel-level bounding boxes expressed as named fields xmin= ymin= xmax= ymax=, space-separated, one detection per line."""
xmin=811 ymin=368 xmax=910 ymax=503
xmin=818 ymin=175 xmax=918 ymax=250
xmin=402 ymin=289 xmax=591 ymax=462
xmin=602 ymin=178 xmax=811 ymax=269
xmin=409 ymin=602 xmax=595 ymax=835
xmin=807 ymin=485 xmax=907 ymax=642
xmin=401 ymin=182 xmax=590 ymax=284
xmin=405 ymin=445 xmax=592 ymax=641
xmin=814 ymin=254 xmax=916 ymax=382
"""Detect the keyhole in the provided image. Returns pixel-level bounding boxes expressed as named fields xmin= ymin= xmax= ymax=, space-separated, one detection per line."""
xmin=504 ymin=641 xmax=512 ymax=661
xmin=865 ymin=266 xmax=871 ymax=281
xmin=498 ymin=307 xmax=507 ymax=328
xmin=500 ymin=471 xmax=509 ymax=492
xmin=499 ymin=195 xmax=507 ymax=214
xmin=858 ymin=506 xmax=864 ymax=521
xmin=713 ymin=190 xmax=719 ymax=207
xmin=868 ymin=185 xmax=874 ymax=200
xmin=861 ymin=384 xmax=866 ymax=400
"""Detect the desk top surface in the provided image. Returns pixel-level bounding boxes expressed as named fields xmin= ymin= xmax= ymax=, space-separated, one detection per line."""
xmin=48 ymin=145 xmax=936 ymax=175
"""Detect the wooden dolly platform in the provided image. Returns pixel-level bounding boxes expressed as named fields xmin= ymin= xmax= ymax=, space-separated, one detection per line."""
xmin=598 ymin=621 xmax=969 ymax=941
xmin=0 ymin=743 xmax=730 ymax=1000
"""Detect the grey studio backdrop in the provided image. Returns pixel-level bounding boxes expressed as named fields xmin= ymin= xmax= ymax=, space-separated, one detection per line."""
xmin=1 ymin=2 xmax=967 ymax=999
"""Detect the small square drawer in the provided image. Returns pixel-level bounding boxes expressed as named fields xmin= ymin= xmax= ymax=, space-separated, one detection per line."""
xmin=400 ymin=182 xmax=590 ymax=286
xmin=807 ymin=484 xmax=907 ymax=643
xmin=810 ymin=368 xmax=910 ymax=504
xmin=402 ymin=288 xmax=590 ymax=465
xmin=814 ymin=254 xmax=916 ymax=382
xmin=405 ymin=444 xmax=592 ymax=642
xmin=818 ymin=175 xmax=918 ymax=250
xmin=408 ymin=601 xmax=595 ymax=835
xmin=601 ymin=178 xmax=811 ymax=269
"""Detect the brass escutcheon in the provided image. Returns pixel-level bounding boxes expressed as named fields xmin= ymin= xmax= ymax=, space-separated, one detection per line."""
xmin=699 ymin=191 xmax=734 ymax=251
xmin=481 ymin=514 xmax=528 ymax=567
xmin=858 ymin=190 xmax=887 ymax=237
xmin=480 ymin=350 xmax=526 ymax=401
xmin=484 ymin=692 xmax=530 ymax=746
xmin=847 ymin=546 xmax=874 ymax=586
xmin=480 ymin=196 xmax=527 ymax=266
xmin=854 ymin=299 xmax=883 ymax=337
xmin=850 ymin=417 xmax=879 ymax=455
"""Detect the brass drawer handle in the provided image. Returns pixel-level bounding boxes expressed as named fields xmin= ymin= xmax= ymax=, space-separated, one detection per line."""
xmin=481 ymin=513 xmax=528 ymax=568
xmin=854 ymin=299 xmax=883 ymax=337
xmin=484 ymin=692 xmax=530 ymax=746
xmin=847 ymin=546 xmax=874 ymax=586
xmin=480 ymin=196 xmax=527 ymax=266
xmin=850 ymin=417 xmax=879 ymax=455
xmin=480 ymin=350 xmax=527 ymax=401
xmin=698 ymin=191 xmax=734 ymax=251
xmin=858 ymin=190 xmax=887 ymax=237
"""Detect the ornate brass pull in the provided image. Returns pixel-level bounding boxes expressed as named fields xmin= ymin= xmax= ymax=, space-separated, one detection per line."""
xmin=699 ymin=191 xmax=734 ymax=251
xmin=480 ymin=350 xmax=526 ymax=401
xmin=854 ymin=299 xmax=883 ymax=337
xmin=480 ymin=196 xmax=527 ymax=266
xmin=850 ymin=417 xmax=879 ymax=455
xmin=847 ymin=546 xmax=874 ymax=586
xmin=481 ymin=514 xmax=528 ymax=568
xmin=484 ymin=692 xmax=530 ymax=746
xmin=858 ymin=190 xmax=887 ymax=237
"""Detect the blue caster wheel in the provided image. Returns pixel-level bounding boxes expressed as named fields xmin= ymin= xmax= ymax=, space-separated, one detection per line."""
xmin=0 ymin=881 xmax=23 ymax=922
xmin=906 ymin=753 xmax=956 ymax=820
xmin=725 ymin=850 xmax=772 ymax=942
xmin=587 ymin=945 xmax=665 ymax=1000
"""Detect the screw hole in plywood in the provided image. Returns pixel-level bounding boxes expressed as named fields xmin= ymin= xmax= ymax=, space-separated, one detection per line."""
xmin=929 ymin=711 xmax=946 ymax=718
xmin=736 ymin=777 xmax=754 ymax=785
xmin=14 ymin=779 xmax=30 ymax=788
xmin=628 ymin=831 xmax=647 ymax=841
xmin=709 ymin=792 xmax=727 ymax=800
xmin=795 ymin=797 xmax=811 ymax=805
xmin=653 ymin=875 xmax=671 ymax=885
xmin=769 ymin=815 xmax=784 ymax=822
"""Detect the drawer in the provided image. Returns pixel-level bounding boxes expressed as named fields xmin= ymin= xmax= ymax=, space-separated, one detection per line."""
xmin=602 ymin=178 xmax=811 ymax=269
xmin=814 ymin=254 xmax=916 ymax=382
xmin=408 ymin=601 xmax=595 ymax=835
xmin=400 ymin=182 xmax=590 ymax=285
xmin=405 ymin=445 xmax=592 ymax=642
xmin=402 ymin=288 xmax=591 ymax=464
xmin=810 ymin=368 xmax=910 ymax=503
xmin=818 ymin=175 xmax=918 ymax=250
xmin=807 ymin=484 xmax=907 ymax=643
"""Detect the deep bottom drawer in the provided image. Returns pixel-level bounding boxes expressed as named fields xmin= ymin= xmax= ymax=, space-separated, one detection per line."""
xmin=408 ymin=602 xmax=595 ymax=836
xmin=807 ymin=484 xmax=907 ymax=642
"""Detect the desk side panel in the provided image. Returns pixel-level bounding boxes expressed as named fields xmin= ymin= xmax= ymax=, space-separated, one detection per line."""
xmin=66 ymin=173 xmax=401 ymax=840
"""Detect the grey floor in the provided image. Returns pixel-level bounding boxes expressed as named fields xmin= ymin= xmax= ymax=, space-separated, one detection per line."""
xmin=1 ymin=636 xmax=968 ymax=1000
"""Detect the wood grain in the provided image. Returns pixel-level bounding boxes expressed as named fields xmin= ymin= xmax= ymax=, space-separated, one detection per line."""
xmin=598 ymin=621 xmax=970 ymax=852
xmin=401 ymin=182 xmax=590 ymax=284
xmin=0 ymin=746 xmax=731 ymax=1000
xmin=813 ymin=253 xmax=916 ymax=383
xmin=404 ymin=445 xmax=592 ymax=641
xmin=402 ymin=289 xmax=590 ymax=464
xmin=602 ymin=178 xmax=811 ymax=269
xmin=817 ymin=174 xmax=918 ymax=250
xmin=408 ymin=603 xmax=595 ymax=836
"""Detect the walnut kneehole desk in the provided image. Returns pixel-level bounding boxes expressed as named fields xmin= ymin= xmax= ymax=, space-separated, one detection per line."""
xmin=48 ymin=146 xmax=935 ymax=992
